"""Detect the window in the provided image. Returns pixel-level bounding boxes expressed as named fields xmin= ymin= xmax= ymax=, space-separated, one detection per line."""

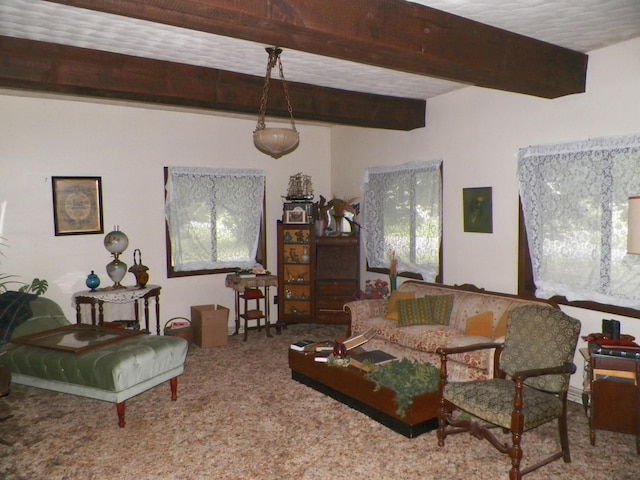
xmin=363 ymin=160 xmax=442 ymax=281
xmin=518 ymin=134 xmax=640 ymax=310
xmin=164 ymin=167 xmax=266 ymax=276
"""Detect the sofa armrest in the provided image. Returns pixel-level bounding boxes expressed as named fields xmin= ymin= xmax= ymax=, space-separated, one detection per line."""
xmin=437 ymin=342 xmax=504 ymax=383
xmin=344 ymin=299 xmax=387 ymax=323
xmin=344 ymin=299 xmax=387 ymax=336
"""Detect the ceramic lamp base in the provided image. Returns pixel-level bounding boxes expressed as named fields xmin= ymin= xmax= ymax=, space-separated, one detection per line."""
xmin=106 ymin=257 xmax=127 ymax=289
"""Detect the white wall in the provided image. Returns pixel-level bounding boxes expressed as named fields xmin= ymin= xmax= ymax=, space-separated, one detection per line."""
xmin=0 ymin=95 xmax=332 ymax=332
xmin=331 ymin=37 xmax=640 ymax=395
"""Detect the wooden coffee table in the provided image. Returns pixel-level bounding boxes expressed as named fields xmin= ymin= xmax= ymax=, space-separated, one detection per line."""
xmin=288 ymin=349 xmax=440 ymax=438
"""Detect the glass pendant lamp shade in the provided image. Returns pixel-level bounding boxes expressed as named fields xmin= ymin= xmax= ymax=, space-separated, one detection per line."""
xmin=253 ymin=128 xmax=299 ymax=159
xmin=628 ymin=196 xmax=640 ymax=255
xmin=253 ymin=47 xmax=299 ymax=159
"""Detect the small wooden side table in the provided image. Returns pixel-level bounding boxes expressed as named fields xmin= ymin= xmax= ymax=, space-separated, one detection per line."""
xmin=225 ymin=274 xmax=277 ymax=340
xmin=73 ymin=285 xmax=162 ymax=335
xmin=581 ymin=348 xmax=640 ymax=454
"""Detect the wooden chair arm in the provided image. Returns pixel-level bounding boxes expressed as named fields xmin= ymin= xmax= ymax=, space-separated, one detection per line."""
xmin=512 ymin=361 xmax=577 ymax=382
xmin=436 ymin=342 xmax=503 ymax=356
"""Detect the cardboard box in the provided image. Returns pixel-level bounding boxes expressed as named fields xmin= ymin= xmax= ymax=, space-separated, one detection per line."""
xmin=190 ymin=304 xmax=230 ymax=347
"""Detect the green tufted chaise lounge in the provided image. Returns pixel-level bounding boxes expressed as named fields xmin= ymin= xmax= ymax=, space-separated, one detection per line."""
xmin=0 ymin=295 xmax=188 ymax=427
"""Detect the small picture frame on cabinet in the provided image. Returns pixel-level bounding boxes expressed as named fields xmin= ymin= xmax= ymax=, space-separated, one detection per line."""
xmin=285 ymin=208 xmax=307 ymax=224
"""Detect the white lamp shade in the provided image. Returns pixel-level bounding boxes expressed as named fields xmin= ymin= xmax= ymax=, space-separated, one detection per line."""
xmin=627 ymin=196 xmax=640 ymax=254
xmin=253 ymin=128 xmax=299 ymax=159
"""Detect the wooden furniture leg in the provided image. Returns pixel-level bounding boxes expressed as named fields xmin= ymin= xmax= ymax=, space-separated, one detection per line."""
xmin=170 ymin=377 xmax=178 ymax=401
xmin=116 ymin=402 xmax=126 ymax=428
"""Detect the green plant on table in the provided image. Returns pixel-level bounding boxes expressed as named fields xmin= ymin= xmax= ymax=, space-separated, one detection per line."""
xmin=366 ymin=358 xmax=440 ymax=418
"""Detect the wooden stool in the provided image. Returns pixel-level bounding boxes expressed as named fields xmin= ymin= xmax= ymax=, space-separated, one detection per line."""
xmin=240 ymin=288 xmax=270 ymax=341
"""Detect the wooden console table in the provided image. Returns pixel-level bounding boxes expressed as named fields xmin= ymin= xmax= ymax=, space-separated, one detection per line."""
xmin=73 ymin=285 xmax=162 ymax=335
xmin=224 ymin=274 xmax=277 ymax=340
xmin=581 ymin=348 xmax=640 ymax=454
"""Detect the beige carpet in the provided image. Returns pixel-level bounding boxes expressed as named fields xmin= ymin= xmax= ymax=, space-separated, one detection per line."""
xmin=1 ymin=323 xmax=638 ymax=480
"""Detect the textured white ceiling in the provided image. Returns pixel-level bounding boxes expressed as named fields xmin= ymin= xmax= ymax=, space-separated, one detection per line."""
xmin=1 ymin=0 xmax=640 ymax=100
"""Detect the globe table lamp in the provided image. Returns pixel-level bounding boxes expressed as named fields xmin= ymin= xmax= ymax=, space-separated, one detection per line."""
xmin=104 ymin=225 xmax=129 ymax=289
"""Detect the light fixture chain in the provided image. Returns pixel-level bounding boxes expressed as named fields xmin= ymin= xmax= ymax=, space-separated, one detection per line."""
xmin=256 ymin=54 xmax=275 ymax=130
xmin=277 ymin=57 xmax=298 ymax=132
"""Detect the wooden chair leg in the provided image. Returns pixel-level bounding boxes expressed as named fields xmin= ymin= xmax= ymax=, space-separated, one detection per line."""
xmin=558 ymin=413 xmax=571 ymax=462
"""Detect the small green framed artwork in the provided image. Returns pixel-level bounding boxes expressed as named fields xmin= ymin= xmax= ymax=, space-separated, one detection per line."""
xmin=463 ymin=187 xmax=493 ymax=233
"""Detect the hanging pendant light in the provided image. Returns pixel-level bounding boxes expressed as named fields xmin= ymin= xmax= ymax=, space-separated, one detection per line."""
xmin=253 ymin=47 xmax=299 ymax=159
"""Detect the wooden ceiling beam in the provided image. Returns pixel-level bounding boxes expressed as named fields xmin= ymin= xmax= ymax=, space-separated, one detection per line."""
xmin=0 ymin=36 xmax=425 ymax=131
xmin=49 ymin=0 xmax=587 ymax=99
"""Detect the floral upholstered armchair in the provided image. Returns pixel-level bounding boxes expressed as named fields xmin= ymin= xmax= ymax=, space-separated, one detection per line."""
xmin=436 ymin=304 xmax=581 ymax=480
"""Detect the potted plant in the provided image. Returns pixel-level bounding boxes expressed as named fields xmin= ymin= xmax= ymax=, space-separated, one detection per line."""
xmin=0 ymin=237 xmax=48 ymax=294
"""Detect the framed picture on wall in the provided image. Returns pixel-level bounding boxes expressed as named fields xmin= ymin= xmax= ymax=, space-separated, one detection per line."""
xmin=52 ymin=176 xmax=104 ymax=235
xmin=463 ymin=187 xmax=493 ymax=233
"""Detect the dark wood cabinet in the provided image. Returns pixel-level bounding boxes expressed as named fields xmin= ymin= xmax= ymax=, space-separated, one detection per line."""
xmin=277 ymin=221 xmax=359 ymax=326
xmin=314 ymin=235 xmax=359 ymax=324
xmin=583 ymin=349 xmax=640 ymax=454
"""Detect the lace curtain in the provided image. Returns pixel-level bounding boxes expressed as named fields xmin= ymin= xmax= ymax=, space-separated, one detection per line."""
xmin=518 ymin=134 xmax=640 ymax=308
xmin=165 ymin=167 xmax=265 ymax=272
xmin=363 ymin=160 xmax=442 ymax=281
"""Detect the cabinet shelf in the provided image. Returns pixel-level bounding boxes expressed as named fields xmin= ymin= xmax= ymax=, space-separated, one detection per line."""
xmin=240 ymin=309 xmax=264 ymax=320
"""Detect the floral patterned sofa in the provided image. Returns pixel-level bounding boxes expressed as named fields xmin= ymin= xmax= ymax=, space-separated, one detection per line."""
xmin=345 ymin=281 xmax=557 ymax=382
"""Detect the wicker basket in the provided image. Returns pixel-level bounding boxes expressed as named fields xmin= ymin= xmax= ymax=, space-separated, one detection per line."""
xmin=163 ymin=317 xmax=194 ymax=344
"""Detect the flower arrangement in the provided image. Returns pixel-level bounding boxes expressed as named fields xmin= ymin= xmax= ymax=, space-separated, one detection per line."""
xmin=353 ymin=278 xmax=390 ymax=300
xmin=388 ymin=249 xmax=398 ymax=291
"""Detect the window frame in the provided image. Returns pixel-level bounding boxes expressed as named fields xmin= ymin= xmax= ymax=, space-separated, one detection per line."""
xmin=518 ymin=194 xmax=640 ymax=320
xmin=363 ymin=161 xmax=443 ymax=283
xmin=164 ymin=167 xmax=267 ymax=278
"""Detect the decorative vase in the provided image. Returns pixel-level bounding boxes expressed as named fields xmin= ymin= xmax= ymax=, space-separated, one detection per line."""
xmin=301 ymin=246 xmax=310 ymax=263
xmin=390 ymin=275 xmax=398 ymax=292
xmin=332 ymin=342 xmax=347 ymax=359
xmin=85 ymin=271 xmax=100 ymax=292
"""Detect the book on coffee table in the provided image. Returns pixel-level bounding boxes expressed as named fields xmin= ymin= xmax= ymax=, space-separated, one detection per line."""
xmin=342 ymin=327 xmax=375 ymax=351
xmin=290 ymin=340 xmax=315 ymax=352
xmin=313 ymin=351 xmax=333 ymax=363
xmin=290 ymin=340 xmax=336 ymax=353
xmin=349 ymin=350 xmax=397 ymax=372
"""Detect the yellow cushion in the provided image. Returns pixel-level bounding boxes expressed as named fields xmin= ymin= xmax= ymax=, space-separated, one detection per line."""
xmin=493 ymin=309 xmax=510 ymax=338
xmin=464 ymin=311 xmax=494 ymax=337
xmin=384 ymin=291 xmax=415 ymax=321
